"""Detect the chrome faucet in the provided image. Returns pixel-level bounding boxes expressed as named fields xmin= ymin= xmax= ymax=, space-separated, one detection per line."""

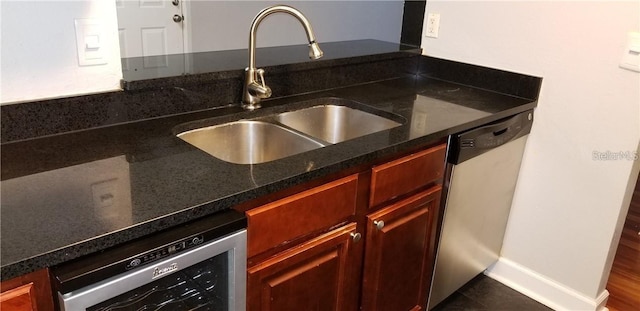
xmin=242 ymin=5 xmax=323 ymax=110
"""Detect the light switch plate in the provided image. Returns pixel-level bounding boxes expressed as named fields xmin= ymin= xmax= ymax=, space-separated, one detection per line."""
xmin=620 ymin=31 xmax=640 ymax=73
xmin=75 ymin=19 xmax=107 ymax=66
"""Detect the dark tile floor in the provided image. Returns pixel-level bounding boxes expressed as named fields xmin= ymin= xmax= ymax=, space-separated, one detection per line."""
xmin=431 ymin=274 xmax=553 ymax=311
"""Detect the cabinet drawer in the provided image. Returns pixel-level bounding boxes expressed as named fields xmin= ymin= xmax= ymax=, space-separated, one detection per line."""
xmin=247 ymin=174 xmax=358 ymax=258
xmin=369 ymin=144 xmax=446 ymax=208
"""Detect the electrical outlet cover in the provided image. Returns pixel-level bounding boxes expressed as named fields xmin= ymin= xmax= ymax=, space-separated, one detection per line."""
xmin=425 ymin=13 xmax=440 ymax=38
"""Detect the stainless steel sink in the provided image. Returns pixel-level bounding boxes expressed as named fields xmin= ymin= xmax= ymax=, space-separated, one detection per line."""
xmin=177 ymin=121 xmax=324 ymax=164
xmin=176 ymin=98 xmax=404 ymax=165
xmin=275 ymin=105 xmax=402 ymax=143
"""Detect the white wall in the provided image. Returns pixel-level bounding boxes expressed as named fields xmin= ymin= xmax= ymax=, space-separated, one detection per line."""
xmin=186 ymin=1 xmax=403 ymax=52
xmin=0 ymin=1 xmax=123 ymax=105
xmin=1 ymin=0 xmax=403 ymax=105
xmin=422 ymin=1 xmax=640 ymax=310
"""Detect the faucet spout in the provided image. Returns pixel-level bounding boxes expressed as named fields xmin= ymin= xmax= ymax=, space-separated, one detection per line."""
xmin=242 ymin=5 xmax=323 ymax=110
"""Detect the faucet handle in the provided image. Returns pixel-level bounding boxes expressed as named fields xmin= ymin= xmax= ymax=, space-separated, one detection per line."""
xmin=256 ymin=69 xmax=267 ymax=88
xmin=248 ymin=68 xmax=272 ymax=99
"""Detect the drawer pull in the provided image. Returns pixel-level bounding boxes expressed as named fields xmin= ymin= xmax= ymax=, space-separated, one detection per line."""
xmin=374 ymin=220 xmax=385 ymax=230
xmin=350 ymin=232 xmax=362 ymax=243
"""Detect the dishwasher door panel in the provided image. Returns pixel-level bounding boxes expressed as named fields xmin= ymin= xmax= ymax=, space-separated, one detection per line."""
xmin=428 ymin=135 xmax=528 ymax=309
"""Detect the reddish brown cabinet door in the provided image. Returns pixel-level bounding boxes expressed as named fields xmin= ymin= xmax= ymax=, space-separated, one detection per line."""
xmin=0 ymin=269 xmax=54 ymax=311
xmin=361 ymin=186 xmax=442 ymax=311
xmin=247 ymin=222 xmax=362 ymax=311
xmin=0 ymin=283 xmax=35 ymax=311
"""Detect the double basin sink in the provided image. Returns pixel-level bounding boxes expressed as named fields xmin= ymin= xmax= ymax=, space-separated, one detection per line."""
xmin=176 ymin=98 xmax=403 ymax=164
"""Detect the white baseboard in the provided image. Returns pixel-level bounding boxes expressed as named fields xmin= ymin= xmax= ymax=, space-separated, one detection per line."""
xmin=485 ymin=258 xmax=609 ymax=311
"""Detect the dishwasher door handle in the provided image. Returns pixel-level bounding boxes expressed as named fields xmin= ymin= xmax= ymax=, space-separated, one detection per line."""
xmin=449 ymin=110 xmax=533 ymax=164
xmin=492 ymin=127 xmax=508 ymax=136
xmin=475 ymin=113 xmax=524 ymax=143
xmin=476 ymin=122 xmax=521 ymax=147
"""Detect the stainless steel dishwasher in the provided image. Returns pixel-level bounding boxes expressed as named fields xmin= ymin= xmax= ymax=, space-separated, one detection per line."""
xmin=428 ymin=110 xmax=534 ymax=309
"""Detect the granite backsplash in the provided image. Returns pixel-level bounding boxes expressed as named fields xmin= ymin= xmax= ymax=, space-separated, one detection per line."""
xmin=1 ymin=40 xmax=421 ymax=143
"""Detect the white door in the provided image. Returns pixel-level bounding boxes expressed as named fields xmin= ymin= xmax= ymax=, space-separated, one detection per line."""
xmin=116 ymin=0 xmax=186 ymax=79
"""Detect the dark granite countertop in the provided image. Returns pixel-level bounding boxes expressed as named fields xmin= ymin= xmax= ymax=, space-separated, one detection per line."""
xmin=0 ymin=54 xmax=540 ymax=280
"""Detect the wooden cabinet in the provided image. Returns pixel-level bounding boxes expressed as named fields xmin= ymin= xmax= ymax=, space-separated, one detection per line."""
xmin=247 ymin=223 xmax=362 ymax=311
xmin=0 ymin=269 xmax=54 ymax=311
xmin=243 ymin=142 xmax=447 ymax=311
xmin=1 ymin=284 xmax=35 ymax=311
xmin=361 ymin=186 xmax=442 ymax=311
xmin=245 ymin=174 xmax=362 ymax=310
xmin=362 ymin=144 xmax=445 ymax=311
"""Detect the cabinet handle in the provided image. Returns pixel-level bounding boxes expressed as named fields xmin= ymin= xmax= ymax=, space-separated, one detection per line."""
xmin=350 ymin=232 xmax=362 ymax=243
xmin=173 ymin=14 xmax=183 ymax=23
xmin=373 ymin=220 xmax=385 ymax=230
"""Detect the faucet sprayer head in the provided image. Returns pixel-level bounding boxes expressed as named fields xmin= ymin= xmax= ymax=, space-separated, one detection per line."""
xmin=309 ymin=41 xmax=323 ymax=60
